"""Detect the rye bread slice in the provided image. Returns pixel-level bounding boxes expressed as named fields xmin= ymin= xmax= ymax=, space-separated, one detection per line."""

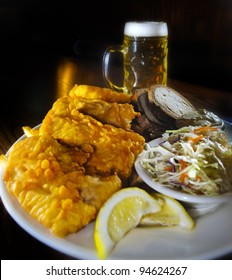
xmin=137 ymin=92 xmax=175 ymax=127
xmin=148 ymin=85 xmax=195 ymax=119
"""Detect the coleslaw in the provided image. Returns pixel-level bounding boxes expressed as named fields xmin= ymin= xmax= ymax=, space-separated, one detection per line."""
xmin=140 ymin=125 xmax=232 ymax=196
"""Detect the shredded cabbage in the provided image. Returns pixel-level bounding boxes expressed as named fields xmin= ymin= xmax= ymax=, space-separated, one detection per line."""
xmin=140 ymin=125 xmax=232 ymax=196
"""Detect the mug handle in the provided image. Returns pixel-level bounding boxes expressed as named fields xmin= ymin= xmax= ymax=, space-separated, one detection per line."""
xmin=102 ymin=45 xmax=126 ymax=93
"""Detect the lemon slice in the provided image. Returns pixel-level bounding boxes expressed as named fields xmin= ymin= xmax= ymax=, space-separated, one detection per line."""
xmin=94 ymin=187 xmax=162 ymax=259
xmin=140 ymin=193 xmax=195 ymax=230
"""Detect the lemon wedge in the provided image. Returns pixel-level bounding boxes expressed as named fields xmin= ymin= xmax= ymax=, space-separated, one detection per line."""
xmin=140 ymin=193 xmax=195 ymax=230
xmin=94 ymin=187 xmax=162 ymax=259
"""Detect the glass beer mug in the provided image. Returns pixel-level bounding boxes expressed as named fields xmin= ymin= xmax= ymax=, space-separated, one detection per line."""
xmin=103 ymin=21 xmax=168 ymax=94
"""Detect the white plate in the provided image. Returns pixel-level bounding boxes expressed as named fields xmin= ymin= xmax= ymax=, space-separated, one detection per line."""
xmin=1 ymin=124 xmax=232 ymax=259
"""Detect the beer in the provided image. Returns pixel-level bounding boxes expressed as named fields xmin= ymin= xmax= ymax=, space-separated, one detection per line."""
xmin=103 ymin=21 xmax=168 ymax=94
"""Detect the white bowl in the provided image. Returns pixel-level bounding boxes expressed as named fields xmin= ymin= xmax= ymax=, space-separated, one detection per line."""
xmin=135 ymin=137 xmax=232 ymax=217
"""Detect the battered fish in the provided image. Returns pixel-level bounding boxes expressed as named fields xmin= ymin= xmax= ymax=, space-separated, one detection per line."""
xmin=69 ymin=84 xmax=132 ymax=103
xmin=70 ymin=96 xmax=140 ymax=130
xmin=2 ymin=85 xmax=143 ymax=237
xmin=3 ymin=135 xmax=122 ymax=237
xmin=39 ymin=96 xmax=145 ymax=179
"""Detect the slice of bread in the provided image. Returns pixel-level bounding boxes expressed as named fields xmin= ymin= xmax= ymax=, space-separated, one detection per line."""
xmin=148 ymin=85 xmax=195 ymax=119
xmin=137 ymin=91 xmax=175 ymax=127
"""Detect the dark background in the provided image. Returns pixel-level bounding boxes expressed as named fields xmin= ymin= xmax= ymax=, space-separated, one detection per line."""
xmin=0 ymin=0 xmax=232 ymax=92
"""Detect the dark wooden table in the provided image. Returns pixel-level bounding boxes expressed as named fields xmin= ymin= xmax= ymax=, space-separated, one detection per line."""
xmin=1 ymin=54 xmax=232 ymax=259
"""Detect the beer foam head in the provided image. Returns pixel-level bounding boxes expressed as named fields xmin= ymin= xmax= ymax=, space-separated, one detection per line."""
xmin=124 ymin=21 xmax=168 ymax=37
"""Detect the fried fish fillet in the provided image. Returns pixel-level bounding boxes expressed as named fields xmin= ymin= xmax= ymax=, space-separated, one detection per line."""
xmin=39 ymin=96 xmax=145 ymax=179
xmin=69 ymin=84 xmax=132 ymax=103
xmin=3 ymin=135 xmax=122 ymax=236
xmin=69 ymin=96 xmax=140 ymax=130
xmin=2 ymin=85 xmax=143 ymax=237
